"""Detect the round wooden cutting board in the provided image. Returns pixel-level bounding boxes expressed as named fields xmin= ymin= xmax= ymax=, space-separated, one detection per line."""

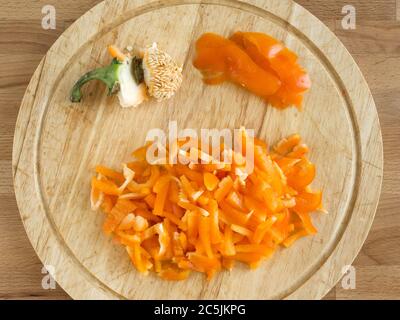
xmin=13 ymin=0 xmax=383 ymax=299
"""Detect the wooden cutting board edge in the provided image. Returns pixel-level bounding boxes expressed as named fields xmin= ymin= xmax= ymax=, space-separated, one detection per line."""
xmin=12 ymin=0 xmax=383 ymax=300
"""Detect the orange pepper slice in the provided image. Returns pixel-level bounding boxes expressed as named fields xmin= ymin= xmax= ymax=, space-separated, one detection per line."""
xmin=203 ymin=172 xmax=220 ymax=191
xmin=193 ymin=33 xmax=281 ymax=97
xmin=230 ymin=32 xmax=311 ymax=109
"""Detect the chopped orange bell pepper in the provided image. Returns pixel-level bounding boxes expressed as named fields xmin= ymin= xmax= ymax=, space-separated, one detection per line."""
xmin=204 ymin=172 xmax=220 ymax=191
xmin=153 ymin=178 xmax=170 ymax=216
xmin=214 ymin=176 xmax=234 ymax=202
xmin=159 ymin=268 xmax=190 ymax=281
xmin=91 ymin=177 xmax=121 ymax=196
xmin=91 ymin=130 xmax=322 ymax=280
xmin=199 ymin=216 xmax=214 ymax=258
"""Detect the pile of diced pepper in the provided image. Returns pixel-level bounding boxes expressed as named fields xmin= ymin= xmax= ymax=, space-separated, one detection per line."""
xmin=90 ymin=131 xmax=322 ymax=280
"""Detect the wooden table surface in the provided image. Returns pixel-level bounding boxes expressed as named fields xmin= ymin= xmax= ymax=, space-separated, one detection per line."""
xmin=0 ymin=0 xmax=399 ymax=300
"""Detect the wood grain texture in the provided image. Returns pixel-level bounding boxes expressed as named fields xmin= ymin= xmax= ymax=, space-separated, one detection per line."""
xmin=0 ymin=0 xmax=397 ymax=300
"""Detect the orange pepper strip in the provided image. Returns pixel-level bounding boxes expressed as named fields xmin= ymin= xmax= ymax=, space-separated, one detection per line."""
xmin=179 ymin=232 xmax=188 ymax=251
xmin=235 ymin=244 xmax=274 ymax=257
xmin=95 ymin=165 xmax=125 ymax=184
xmin=135 ymin=207 xmax=161 ymax=223
xmin=269 ymin=227 xmax=285 ymax=244
xmin=101 ymin=195 xmax=114 ymax=214
xmin=180 ymin=175 xmax=197 ymax=200
xmin=274 ymin=157 xmax=301 ymax=174
xmin=231 ymin=224 xmax=253 ymax=238
xmin=232 ymin=252 xmax=263 ymax=265
xmin=287 ymin=159 xmax=316 ymax=190
xmin=219 ymin=200 xmax=249 ymax=226
xmin=294 ymin=190 xmax=322 ymax=214
xmin=254 ymin=145 xmax=272 ymax=173
xmin=132 ymin=216 xmax=149 ymax=232
xmin=197 ymin=194 xmax=210 ymax=206
xmin=187 ymin=252 xmax=221 ymax=273
xmin=118 ymin=213 xmax=136 ymax=230
xmin=103 ymin=199 xmax=137 ymax=234
xmin=208 ymin=200 xmax=223 ymax=244
xmin=172 ymin=203 xmax=185 ymax=218
xmin=225 ymin=190 xmax=245 ymax=211
xmin=273 ymin=134 xmax=301 ymax=156
xmin=187 ymin=211 xmax=199 ymax=245
xmin=199 ymin=216 xmax=214 ymax=258
xmin=203 ymin=172 xmax=220 ymax=191
xmin=230 ymin=32 xmax=284 ymax=70
xmin=287 ymin=144 xmax=309 ymax=159
xmin=153 ymin=175 xmax=171 ymax=193
xmin=168 ymin=180 xmax=180 ymax=203
xmin=155 ymin=222 xmax=171 ymax=259
xmin=295 ymin=211 xmax=318 ymax=235
xmin=153 ymin=179 xmax=170 ymax=216
xmin=175 ymin=164 xmax=203 ymax=184
xmin=172 ymin=232 xmax=185 ymax=257
xmin=222 ymin=226 xmax=236 ymax=256
xmin=127 ymin=166 xmax=160 ymax=192
xmin=126 ymin=160 xmax=147 ymax=173
xmin=144 ymin=193 xmax=156 ymax=208
xmin=243 ymin=195 xmax=270 ymax=221
xmin=252 ymin=217 xmax=277 ymax=244
xmin=126 ymin=235 xmax=148 ymax=274
xmin=282 ymin=229 xmax=309 ymax=248
xmin=131 ymin=144 xmax=149 ymax=160
xmin=163 ymin=211 xmax=187 ymax=231
xmin=214 ymin=176 xmax=234 ymax=202
xmin=91 ymin=177 xmax=121 ymax=196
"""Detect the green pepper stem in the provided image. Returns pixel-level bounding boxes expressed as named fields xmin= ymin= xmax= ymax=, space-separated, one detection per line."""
xmin=70 ymin=58 xmax=122 ymax=102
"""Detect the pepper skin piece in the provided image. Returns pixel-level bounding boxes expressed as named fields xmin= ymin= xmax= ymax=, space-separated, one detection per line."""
xmin=193 ymin=33 xmax=281 ymax=98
